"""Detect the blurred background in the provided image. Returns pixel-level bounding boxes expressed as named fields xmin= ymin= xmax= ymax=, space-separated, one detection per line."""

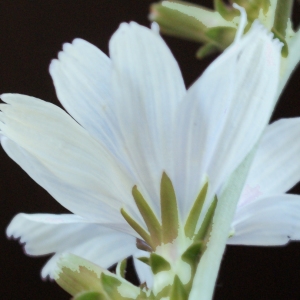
xmin=0 ymin=0 xmax=300 ymax=299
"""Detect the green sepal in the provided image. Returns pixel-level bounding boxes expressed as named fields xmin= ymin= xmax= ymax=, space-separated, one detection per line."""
xmin=271 ymin=27 xmax=289 ymax=57
xmin=194 ymin=196 xmax=218 ymax=244
xmin=260 ymin=0 xmax=272 ymax=15
xmin=160 ymin=172 xmax=179 ymax=243
xmin=196 ymin=43 xmax=219 ymax=59
xmin=100 ymin=273 xmax=122 ymax=297
xmin=155 ymin=285 xmax=172 ymax=299
xmin=132 ymin=185 xmax=162 ymax=247
xmin=120 ymin=208 xmax=153 ymax=248
xmin=150 ymin=253 xmax=171 ymax=274
xmin=169 ymin=275 xmax=187 ymax=300
xmin=272 ymin=0 xmax=293 ymax=39
xmin=181 ymin=242 xmax=204 ymax=292
xmin=214 ymin=0 xmax=239 ymax=21
xmin=184 ymin=182 xmax=208 ymax=238
xmin=116 ymin=259 xmax=127 ymax=279
xmin=55 ymin=254 xmax=104 ymax=296
xmin=235 ymin=0 xmax=270 ymax=15
xmin=137 ymin=256 xmax=150 ymax=266
xmin=181 ymin=242 xmax=203 ymax=267
xmin=150 ymin=1 xmax=211 ymax=44
xmin=100 ymin=273 xmax=141 ymax=300
xmin=229 ymin=0 xmax=270 ymax=21
xmin=56 ymin=254 xmax=140 ymax=300
xmin=205 ymin=26 xmax=236 ymax=50
xmin=73 ymin=291 xmax=106 ymax=300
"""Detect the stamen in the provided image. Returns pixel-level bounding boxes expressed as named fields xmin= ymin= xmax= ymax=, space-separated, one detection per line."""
xmin=136 ymin=238 xmax=153 ymax=252
xmin=232 ymin=3 xmax=247 ymax=42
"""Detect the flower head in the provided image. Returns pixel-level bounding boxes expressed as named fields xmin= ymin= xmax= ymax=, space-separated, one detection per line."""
xmin=1 ymin=20 xmax=290 ymax=298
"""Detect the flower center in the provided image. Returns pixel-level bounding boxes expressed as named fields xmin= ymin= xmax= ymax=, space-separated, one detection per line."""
xmin=121 ymin=172 xmax=218 ymax=296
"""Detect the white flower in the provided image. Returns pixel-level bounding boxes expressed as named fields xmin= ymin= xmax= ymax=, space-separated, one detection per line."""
xmin=0 ymin=21 xmax=288 ymax=288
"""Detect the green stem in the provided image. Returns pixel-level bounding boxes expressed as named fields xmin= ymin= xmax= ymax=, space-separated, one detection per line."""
xmin=273 ymin=0 xmax=294 ymax=37
xmin=189 ymin=147 xmax=257 ymax=300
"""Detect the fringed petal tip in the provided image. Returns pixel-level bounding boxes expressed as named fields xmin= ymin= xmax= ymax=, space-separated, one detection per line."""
xmin=49 ymin=42 xmax=76 ymax=71
xmin=6 ymin=214 xmax=36 ymax=254
xmin=0 ymin=93 xmax=43 ymax=106
xmin=110 ymin=22 xmax=138 ymax=46
xmin=249 ymin=20 xmax=283 ymax=50
xmin=0 ymin=93 xmax=15 ymax=103
xmin=0 ymin=93 xmax=7 ymax=101
xmin=49 ymin=38 xmax=94 ymax=71
xmin=55 ymin=49 xmax=70 ymax=65
xmin=151 ymin=22 xmax=160 ymax=34
xmin=7 ymin=222 xmax=57 ymax=281
xmin=112 ymin=21 xmax=157 ymax=41
xmin=48 ymin=58 xmax=58 ymax=75
xmin=1 ymin=93 xmax=30 ymax=104
xmin=41 ymin=253 xmax=62 ymax=280
xmin=6 ymin=213 xmax=24 ymax=239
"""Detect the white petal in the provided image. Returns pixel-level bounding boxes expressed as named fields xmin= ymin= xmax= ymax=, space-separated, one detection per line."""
xmin=49 ymin=39 xmax=124 ymax=160
xmin=1 ymin=138 xmax=127 ymax=225
xmin=133 ymin=250 xmax=153 ymax=288
xmin=0 ymin=95 xmax=141 ymax=223
xmin=109 ymin=22 xmax=186 ymax=215
xmin=42 ymin=253 xmax=62 ymax=278
xmin=240 ymin=118 xmax=300 ymax=205
xmin=172 ymin=22 xmax=282 ymax=217
xmin=6 ymin=213 xmax=137 ymax=278
xmin=229 ymin=194 xmax=300 ymax=245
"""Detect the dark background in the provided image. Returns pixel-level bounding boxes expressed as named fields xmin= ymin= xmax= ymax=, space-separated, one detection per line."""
xmin=0 ymin=0 xmax=300 ymax=299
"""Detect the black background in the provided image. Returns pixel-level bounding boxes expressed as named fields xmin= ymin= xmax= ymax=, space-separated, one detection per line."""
xmin=0 ymin=1 xmax=300 ymax=299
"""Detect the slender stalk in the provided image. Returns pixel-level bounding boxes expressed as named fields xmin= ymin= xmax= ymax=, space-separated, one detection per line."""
xmin=273 ymin=0 xmax=294 ymax=37
xmin=189 ymin=148 xmax=256 ymax=300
